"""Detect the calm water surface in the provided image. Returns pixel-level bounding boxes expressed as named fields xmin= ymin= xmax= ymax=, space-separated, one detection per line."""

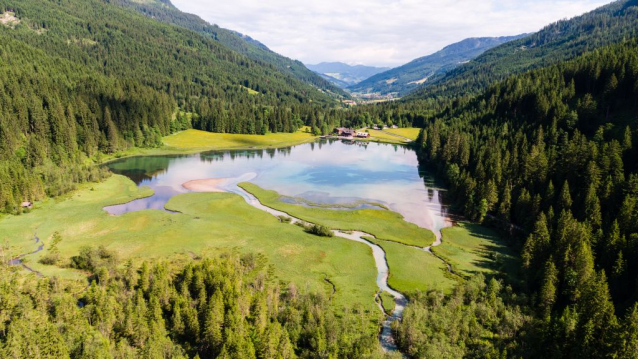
xmin=105 ymin=139 xmax=449 ymax=235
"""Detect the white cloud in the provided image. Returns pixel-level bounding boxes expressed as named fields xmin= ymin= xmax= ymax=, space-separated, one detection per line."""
xmin=171 ymin=0 xmax=612 ymax=67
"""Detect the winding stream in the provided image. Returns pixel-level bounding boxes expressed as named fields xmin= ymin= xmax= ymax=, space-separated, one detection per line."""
xmin=227 ymin=182 xmax=408 ymax=352
xmin=8 ymin=233 xmax=44 ymax=276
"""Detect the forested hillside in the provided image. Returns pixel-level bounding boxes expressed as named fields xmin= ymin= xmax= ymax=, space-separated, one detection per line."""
xmin=350 ymin=35 xmax=525 ymax=97
xmin=0 ymin=0 xmax=340 ymax=213
xmin=114 ymin=0 xmax=348 ymax=98
xmin=397 ymin=40 xmax=638 ymax=357
xmin=0 ymin=252 xmax=384 ymax=358
xmin=406 ymin=0 xmax=638 ymax=100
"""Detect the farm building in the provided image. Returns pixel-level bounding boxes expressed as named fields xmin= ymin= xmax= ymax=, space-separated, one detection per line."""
xmin=334 ymin=128 xmax=356 ymax=137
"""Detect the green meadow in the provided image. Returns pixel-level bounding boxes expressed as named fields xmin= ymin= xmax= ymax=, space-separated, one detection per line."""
xmin=98 ymin=128 xmax=318 ymax=164
xmin=163 ymin=128 xmax=316 ymax=150
xmin=366 ymin=129 xmax=411 ymax=144
xmin=0 ymin=158 xmax=512 ymax=310
xmin=0 ymin=175 xmax=379 ymax=310
xmin=367 ymin=237 xmax=457 ymax=294
xmin=385 ymin=128 xmax=421 ymax=140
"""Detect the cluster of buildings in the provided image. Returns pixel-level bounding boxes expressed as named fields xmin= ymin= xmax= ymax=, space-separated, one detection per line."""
xmin=334 ymin=128 xmax=370 ymax=138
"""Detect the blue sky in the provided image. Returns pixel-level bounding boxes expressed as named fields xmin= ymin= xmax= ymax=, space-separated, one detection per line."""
xmin=171 ymin=0 xmax=612 ymax=67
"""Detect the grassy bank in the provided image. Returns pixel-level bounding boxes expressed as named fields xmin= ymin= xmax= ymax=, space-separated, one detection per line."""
xmin=239 ymin=182 xmax=435 ymax=247
xmin=0 ymin=175 xmax=379 ymax=310
xmin=99 ymin=128 xmax=318 ymax=164
xmin=163 ymin=128 xmax=316 ymax=150
xmin=366 ymin=129 xmax=411 ymax=144
xmin=368 ymin=237 xmax=457 ymax=294
xmin=379 ymin=291 xmax=396 ymax=314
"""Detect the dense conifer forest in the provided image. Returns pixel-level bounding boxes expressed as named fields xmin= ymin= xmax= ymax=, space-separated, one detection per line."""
xmin=113 ymin=0 xmax=348 ymax=98
xmin=394 ymin=40 xmax=638 ymax=358
xmin=0 ymin=252 xmax=383 ymax=358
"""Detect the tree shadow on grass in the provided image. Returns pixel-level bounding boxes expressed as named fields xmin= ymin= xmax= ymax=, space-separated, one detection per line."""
xmin=462 ymin=222 xmax=521 ymax=284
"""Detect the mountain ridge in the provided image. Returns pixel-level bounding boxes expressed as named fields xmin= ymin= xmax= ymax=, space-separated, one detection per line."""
xmin=306 ymin=62 xmax=391 ymax=88
xmin=349 ymin=35 xmax=527 ymax=97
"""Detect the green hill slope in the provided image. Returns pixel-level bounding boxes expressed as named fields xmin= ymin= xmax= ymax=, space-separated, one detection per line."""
xmin=114 ymin=0 xmax=349 ymax=98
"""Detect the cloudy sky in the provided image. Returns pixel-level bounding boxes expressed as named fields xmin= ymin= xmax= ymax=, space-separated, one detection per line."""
xmin=171 ymin=0 xmax=612 ymax=67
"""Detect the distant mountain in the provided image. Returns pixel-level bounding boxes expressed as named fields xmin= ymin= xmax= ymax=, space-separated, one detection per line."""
xmin=114 ymin=0 xmax=348 ymax=98
xmin=306 ymin=62 xmax=390 ymax=88
xmin=349 ymin=35 xmax=526 ymax=97
xmin=406 ymin=0 xmax=638 ymax=101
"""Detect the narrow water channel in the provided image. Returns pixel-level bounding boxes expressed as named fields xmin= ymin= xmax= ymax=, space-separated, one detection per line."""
xmin=230 ymin=183 xmax=408 ymax=352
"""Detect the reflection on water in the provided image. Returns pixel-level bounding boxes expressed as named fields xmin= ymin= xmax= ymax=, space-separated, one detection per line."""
xmin=105 ymin=139 xmax=450 ymax=235
xmin=279 ymin=194 xmax=385 ymax=211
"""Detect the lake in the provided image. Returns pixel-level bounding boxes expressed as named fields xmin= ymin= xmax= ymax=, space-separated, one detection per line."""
xmin=105 ymin=139 xmax=449 ymax=236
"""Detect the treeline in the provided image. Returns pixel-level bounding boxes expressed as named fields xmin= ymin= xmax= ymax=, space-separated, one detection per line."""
xmin=404 ymin=41 xmax=638 ymax=357
xmin=395 ymin=275 xmax=531 ymax=358
xmin=0 ymin=252 xmax=386 ymax=358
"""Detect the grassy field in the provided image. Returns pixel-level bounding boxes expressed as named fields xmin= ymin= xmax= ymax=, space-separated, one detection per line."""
xmin=0 ymin=175 xmax=380 ymax=310
xmin=385 ymin=128 xmax=421 ymax=141
xmin=366 ymin=129 xmax=410 ymax=144
xmin=239 ymin=183 xmax=435 ymax=247
xmin=436 ymin=222 xmax=519 ymax=280
xmin=163 ymin=128 xmax=315 ymax=150
xmin=367 ymin=237 xmax=457 ymax=294
xmin=98 ymin=128 xmax=317 ymax=164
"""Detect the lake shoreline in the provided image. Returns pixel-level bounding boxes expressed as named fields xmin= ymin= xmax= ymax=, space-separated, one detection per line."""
xmin=100 ymin=131 xmax=415 ymax=165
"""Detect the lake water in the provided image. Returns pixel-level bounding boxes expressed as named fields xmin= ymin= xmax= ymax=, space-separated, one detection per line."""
xmin=105 ymin=139 xmax=449 ymax=236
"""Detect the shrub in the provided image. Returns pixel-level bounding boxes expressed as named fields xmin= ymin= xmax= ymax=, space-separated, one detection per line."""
xmin=305 ymin=224 xmax=334 ymax=237
xmin=70 ymin=245 xmax=118 ymax=271
xmin=39 ymin=253 xmax=60 ymax=265
xmin=278 ymin=215 xmax=292 ymax=223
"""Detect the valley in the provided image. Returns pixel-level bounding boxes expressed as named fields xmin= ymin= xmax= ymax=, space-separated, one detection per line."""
xmin=1 ymin=0 xmax=637 ymax=357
